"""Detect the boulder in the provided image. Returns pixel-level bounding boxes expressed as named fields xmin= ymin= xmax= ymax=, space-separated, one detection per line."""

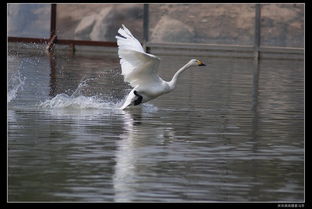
xmin=151 ymin=16 xmax=195 ymax=43
xmin=74 ymin=5 xmax=142 ymax=41
xmin=89 ymin=7 xmax=113 ymax=41
xmin=74 ymin=14 xmax=97 ymax=40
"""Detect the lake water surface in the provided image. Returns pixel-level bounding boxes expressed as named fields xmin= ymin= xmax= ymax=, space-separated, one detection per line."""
xmin=8 ymin=48 xmax=304 ymax=202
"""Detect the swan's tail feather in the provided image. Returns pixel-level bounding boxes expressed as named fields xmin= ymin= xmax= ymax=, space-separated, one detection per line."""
xmin=120 ymin=89 xmax=135 ymax=110
xmin=120 ymin=98 xmax=133 ymax=110
xmin=120 ymin=102 xmax=130 ymax=110
xmin=119 ymin=89 xmax=145 ymax=110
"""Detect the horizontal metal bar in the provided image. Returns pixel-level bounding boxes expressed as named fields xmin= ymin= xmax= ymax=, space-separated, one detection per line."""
xmin=259 ymin=46 xmax=304 ymax=54
xmin=8 ymin=37 xmax=49 ymax=43
xmin=147 ymin=42 xmax=255 ymax=52
xmin=8 ymin=37 xmax=117 ymax=47
xmin=147 ymin=42 xmax=303 ymax=54
xmin=8 ymin=37 xmax=303 ymax=55
xmin=56 ymin=39 xmax=117 ymax=47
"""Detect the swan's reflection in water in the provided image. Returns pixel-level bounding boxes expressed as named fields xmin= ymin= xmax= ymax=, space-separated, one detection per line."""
xmin=113 ymin=106 xmax=175 ymax=202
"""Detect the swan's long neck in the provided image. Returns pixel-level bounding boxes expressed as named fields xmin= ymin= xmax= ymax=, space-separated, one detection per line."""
xmin=168 ymin=62 xmax=192 ymax=90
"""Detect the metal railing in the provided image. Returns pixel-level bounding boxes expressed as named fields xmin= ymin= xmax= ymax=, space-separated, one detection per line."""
xmin=8 ymin=3 xmax=304 ymax=59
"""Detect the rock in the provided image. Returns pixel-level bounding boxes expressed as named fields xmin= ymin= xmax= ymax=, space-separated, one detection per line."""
xmin=58 ymin=4 xmax=302 ymax=47
xmin=89 ymin=7 xmax=112 ymax=41
xmin=151 ymin=16 xmax=195 ymax=43
xmin=96 ymin=5 xmax=143 ymax=41
xmin=74 ymin=5 xmax=142 ymax=41
xmin=74 ymin=14 xmax=97 ymax=40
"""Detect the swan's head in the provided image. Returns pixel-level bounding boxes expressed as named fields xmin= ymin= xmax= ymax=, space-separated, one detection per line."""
xmin=189 ymin=59 xmax=206 ymax=66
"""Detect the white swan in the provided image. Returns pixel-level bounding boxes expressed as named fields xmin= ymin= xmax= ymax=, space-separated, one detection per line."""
xmin=116 ymin=25 xmax=206 ymax=110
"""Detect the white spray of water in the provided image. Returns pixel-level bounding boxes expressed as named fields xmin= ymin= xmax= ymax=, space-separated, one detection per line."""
xmin=8 ymin=70 xmax=26 ymax=103
xmin=39 ymin=94 xmax=113 ymax=109
xmin=39 ymin=78 xmax=123 ymax=110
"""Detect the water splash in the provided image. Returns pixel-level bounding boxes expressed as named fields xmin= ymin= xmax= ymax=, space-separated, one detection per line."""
xmin=38 ymin=78 xmax=123 ymax=110
xmin=71 ymin=77 xmax=95 ymax=97
xmin=39 ymin=93 xmax=114 ymax=109
xmin=142 ymin=103 xmax=159 ymax=112
xmin=8 ymin=70 xmax=26 ymax=103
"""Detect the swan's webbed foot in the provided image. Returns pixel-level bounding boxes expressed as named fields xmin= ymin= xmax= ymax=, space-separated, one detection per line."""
xmin=133 ymin=90 xmax=143 ymax=106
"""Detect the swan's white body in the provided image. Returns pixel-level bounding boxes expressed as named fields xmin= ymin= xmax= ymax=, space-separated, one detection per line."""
xmin=116 ymin=25 xmax=205 ymax=110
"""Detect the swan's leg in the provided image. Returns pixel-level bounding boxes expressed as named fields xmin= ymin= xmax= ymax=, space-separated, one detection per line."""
xmin=133 ymin=90 xmax=143 ymax=106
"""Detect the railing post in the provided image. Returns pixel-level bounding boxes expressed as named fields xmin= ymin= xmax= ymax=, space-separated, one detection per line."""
xmin=46 ymin=4 xmax=57 ymax=53
xmin=254 ymin=4 xmax=261 ymax=60
xmin=143 ymin=4 xmax=149 ymax=53
xmin=50 ymin=4 xmax=57 ymax=37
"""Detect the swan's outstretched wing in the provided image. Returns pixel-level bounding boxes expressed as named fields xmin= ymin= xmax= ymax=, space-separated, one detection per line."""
xmin=116 ymin=25 xmax=161 ymax=88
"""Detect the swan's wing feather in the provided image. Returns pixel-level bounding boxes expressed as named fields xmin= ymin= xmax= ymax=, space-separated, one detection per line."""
xmin=116 ymin=25 xmax=161 ymax=88
xmin=118 ymin=49 xmax=160 ymax=87
xmin=116 ymin=24 xmax=145 ymax=53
